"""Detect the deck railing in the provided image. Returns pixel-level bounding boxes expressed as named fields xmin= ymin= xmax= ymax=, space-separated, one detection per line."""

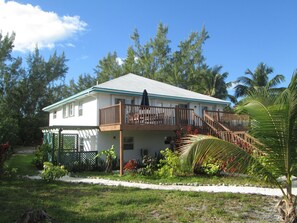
xmin=100 ymin=104 xmax=121 ymax=125
xmin=99 ymin=103 xmax=195 ymax=127
xmin=204 ymin=110 xmax=250 ymax=131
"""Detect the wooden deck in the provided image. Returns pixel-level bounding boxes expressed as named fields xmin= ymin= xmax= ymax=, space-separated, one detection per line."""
xmin=99 ymin=103 xmax=196 ymax=131
xmin=99 ymin=103 xmax=259 ymax=175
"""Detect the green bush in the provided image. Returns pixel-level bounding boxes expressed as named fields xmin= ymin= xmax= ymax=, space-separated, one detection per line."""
xmin=95 ymin=145 xmax=116 ymax=173
xmin=141 ymin=155 xmax=158 ymax=176
xmin=193 ymin=158 xmax=221 ymax=176
xmin=41 ymin=162 xmax=67 ymax=182
xmin=157 ymin=148 xmax=183 ymax=178
xmin=32 ymin=144 xmax=51 ymax=169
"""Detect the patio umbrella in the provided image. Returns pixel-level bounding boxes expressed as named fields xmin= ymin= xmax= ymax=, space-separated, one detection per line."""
xmin=140 ymin=89 xmax=149 ymax=109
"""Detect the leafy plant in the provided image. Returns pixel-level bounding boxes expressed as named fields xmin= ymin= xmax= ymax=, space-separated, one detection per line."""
xmin=180 ymin=73 xmax=297 ymax=222
xmin=157 ymin=148 xmax=183 ymax=178
xmin=194 ymin=160 xmax=221 ymax=176
xmin=141 ymin=155 xmax=158 ymax=176
xmin=95 ymin=145 xmax=116 ymax=173
xmin=123 ymin=160 xmax=138 ymax=174
xmin=32 ymin=144 xmax=51 ymax=169
xmin=41 ymin=162 xmax=67 ymax=182
xmin=175 ymin=125 xmax=199 ymax=147
xmin=0 ymin=143 xmax=10 ymax=175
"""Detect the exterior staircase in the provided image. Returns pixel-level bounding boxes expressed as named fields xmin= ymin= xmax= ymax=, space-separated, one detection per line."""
xmin=192 ymin=110 xmax=261 ymax=154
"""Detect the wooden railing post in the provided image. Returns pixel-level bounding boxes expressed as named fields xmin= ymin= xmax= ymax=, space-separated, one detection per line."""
xmin=119 ymin=101 xmax=125 ymax=125
xmin=175 ymin=106 xmax=180 ymax=126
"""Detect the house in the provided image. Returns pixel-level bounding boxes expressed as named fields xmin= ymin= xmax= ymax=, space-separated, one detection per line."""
xmin=42 ymin=73 xmax=236 ymax=174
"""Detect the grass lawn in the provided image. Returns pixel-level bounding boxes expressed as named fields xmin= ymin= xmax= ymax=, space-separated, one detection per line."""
xmin=1 ymin=153 xmax=281 ymax=222
xmin=0 ymin=178 xmax=279 ymax=223
xmin=5 ymin=153 xmax=38 ymax=176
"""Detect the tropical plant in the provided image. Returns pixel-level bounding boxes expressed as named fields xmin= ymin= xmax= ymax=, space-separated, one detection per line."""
xmin=199 ymin=65 xmax=235 ymax=101
xmin=32 ymin=144 xmax=51 ymax=169
xmin=41 ymin=162 xmax=67 ymax=182
xmin=141 ymin=155 xmax=158 ymax=176
xmin=157 ymin=148 xmax=184 ymax=177
xmin=95 ymin=145 xmax=117 ymax=173
xmin=123 ymin=159 xmax=138 ymax=174
xmin=180 ymin=72 xmax=297 ymax=222
xmin=234 ymin=62 xmax=285 ymax=99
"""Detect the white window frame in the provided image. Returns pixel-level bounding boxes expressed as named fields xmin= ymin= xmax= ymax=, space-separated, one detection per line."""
xmin=69 ymin=102 xmax=75 ymax=117
xmin=78 ymin=101 xmax=83 ymax=116
xmin=53 ymin=111 xmax=57 ymax=119
xmin=63 ymin=105 xmax=68 ymax=118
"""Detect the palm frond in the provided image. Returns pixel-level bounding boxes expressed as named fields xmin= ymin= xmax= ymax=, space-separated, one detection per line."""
xmin=266 ymin=74 xmax=285 ymax=88
xmin=180 ymin=135 xmax=284 ymax=194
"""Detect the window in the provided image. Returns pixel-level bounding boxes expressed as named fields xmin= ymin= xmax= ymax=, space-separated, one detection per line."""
xmin=124 ymin=137 xmax=134 ymax=150
xmin=53 ymin=111 xmax=57 ymax=119
xmin=78 ymin=101 xmax=83 ymax=116
xmin=69 ymin=102 xmax=75 ymax=117
xmin=79 ymin=138 xmax=84 ymax=151
xmin=63 ymin=105 xmax=68 ymax=118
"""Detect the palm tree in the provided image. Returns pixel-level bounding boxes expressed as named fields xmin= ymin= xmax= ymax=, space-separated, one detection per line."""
xmin=199 ymin=65 xmax=237 ymax=103
xmin=234 ymin=63 xmax=285 ymax=98
xmin=180 ymin=72 xmax=297 ymax=223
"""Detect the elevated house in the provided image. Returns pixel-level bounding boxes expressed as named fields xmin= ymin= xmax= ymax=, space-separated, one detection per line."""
xmin=42 ymin=73 xmax=254 ymax=174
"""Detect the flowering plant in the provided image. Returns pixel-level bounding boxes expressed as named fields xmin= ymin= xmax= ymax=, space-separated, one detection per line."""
xmin=0 ymin=143 xmax=10 ymax=175
xmin=123 ymin=159 xmax=138 ymax=173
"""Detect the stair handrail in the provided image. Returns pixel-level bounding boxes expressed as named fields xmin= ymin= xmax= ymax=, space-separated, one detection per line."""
xmin=194 ymin=112 xmax=261 ymax=154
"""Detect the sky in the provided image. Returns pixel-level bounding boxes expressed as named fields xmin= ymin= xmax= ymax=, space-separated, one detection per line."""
xmin=1 ymin=0 xmax=297 ymax=91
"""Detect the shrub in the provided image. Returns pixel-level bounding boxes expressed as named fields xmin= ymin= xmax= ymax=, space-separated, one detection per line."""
xmin=175 ymin=125 xmax=199 ymax=147
xmin=124 ymin=160 xmax=138 ymax=174
xmin=95 ymin=145 xmax=117 ymax=173
xmin=0 ymin=143 xmax=10 ymax=175
xmin=32 ymin=144 xmax=51 ymax=169
xmin=141 ymin=155 xmax=158 ymax=176
xmin=194 ymin=161 xmax=221 ymax=176
xmin=41 ymin=162 xmax=67 ymax=182
xmin=157 ymin=148 xmax=183 ymax=178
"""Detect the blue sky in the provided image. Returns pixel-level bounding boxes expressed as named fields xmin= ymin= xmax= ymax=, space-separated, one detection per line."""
xmin=2 ymin=0 xmax=297 ymax=90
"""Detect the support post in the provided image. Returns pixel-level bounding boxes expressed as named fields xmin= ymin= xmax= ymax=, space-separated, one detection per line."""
xmin=119 ymin=130 xmax=124 ymax=176
xmin=57 ymin=128 xmax=62 ymax=164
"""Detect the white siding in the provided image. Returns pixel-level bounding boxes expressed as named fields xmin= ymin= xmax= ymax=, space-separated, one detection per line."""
xmin=46 ymin=91 xmax=227 ymax=159
xmin=97 ymin=130 xmax=174 ymax=162
xmin=49 ymin=96 xmax=98 ymax=126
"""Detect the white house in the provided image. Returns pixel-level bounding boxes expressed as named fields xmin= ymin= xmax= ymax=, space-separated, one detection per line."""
xmin=42 ymin=73 xmax=230 ymax=174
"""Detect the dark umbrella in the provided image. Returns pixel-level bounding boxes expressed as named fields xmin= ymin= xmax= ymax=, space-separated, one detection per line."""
xmin=140 ymin=89 xmax=149 ymax=109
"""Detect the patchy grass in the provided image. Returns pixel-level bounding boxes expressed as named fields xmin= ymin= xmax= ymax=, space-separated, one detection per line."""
xmin=76 ymin=171 xmax=276 ymax=188
xmin=0 ymin=178 xmax=279 ymax=223
xmin=5 ymin=153 xmax=38 ymax=175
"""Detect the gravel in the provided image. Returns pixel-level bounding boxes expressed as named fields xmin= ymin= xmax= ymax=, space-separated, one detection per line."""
xmin=28 ymin=175 xmax=295 ymax=197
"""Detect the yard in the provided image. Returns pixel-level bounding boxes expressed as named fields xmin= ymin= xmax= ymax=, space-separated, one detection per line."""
xmin=0 ymin=152 xmax=281 ymax=222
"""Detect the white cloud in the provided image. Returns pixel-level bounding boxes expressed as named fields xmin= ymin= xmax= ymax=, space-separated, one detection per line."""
xmin=116 ymin=57 xmax=124 ymax=66
xmin=0 ymin=0 xmax=87 ymax=52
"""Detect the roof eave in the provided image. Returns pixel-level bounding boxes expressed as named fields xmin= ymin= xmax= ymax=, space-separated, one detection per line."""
xmin=42 ymin=86 xmax=230 ymax=112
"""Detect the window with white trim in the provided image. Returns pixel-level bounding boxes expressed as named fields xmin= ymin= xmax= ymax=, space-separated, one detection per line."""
xmin=63 ymin=105 xmax=68 ymax=118
xmin=69 ymin=102 xmax=75 ymax=117
xmin=78 ymin=101 xmax=83 ymax=116
xmin=53 ymin=111 xmax=57 ymax=119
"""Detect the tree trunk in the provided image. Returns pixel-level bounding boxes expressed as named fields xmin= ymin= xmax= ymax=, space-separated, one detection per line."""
xmin=276 ymin=195 xmax=297 ymax=223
